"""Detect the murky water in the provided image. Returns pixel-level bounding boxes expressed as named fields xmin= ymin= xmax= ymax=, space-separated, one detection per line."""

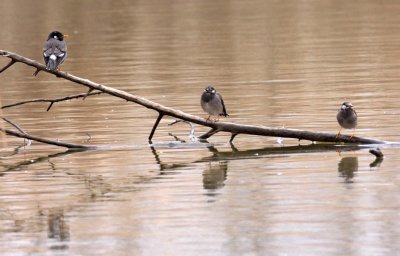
xmin=1 ymin=0 xmax=400 ymax=255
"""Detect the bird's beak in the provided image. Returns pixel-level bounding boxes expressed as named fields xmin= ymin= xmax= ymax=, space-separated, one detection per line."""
xmin=64 ymin=34 xmax=69 ymax=39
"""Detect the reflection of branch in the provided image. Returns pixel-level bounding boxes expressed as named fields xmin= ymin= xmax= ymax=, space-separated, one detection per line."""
xmin=199 ymin=144 xmax=362 ymax=162
xmin=370 ymin=157 xmax=383 ymax=168
xmin=149 ymin=143 xmax=370 ymax=171
xmin=0 ymin=150 xmax=84 ymax=174
xmin=150 ymin=146 xmax=190 ymax=172
xmin=0 ymin=50 xmax=389 ymax=144
xmin=1 ymin=91 xmax=103 ymax=111
xmin=0 ymin=144 xmax=28 ymax=160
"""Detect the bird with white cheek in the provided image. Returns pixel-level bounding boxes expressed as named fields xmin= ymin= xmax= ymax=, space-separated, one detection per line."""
xmin=200 ymin=86 xmax=229 ymax=122
xmin=336 ymin=102 xmax=357 ymax=139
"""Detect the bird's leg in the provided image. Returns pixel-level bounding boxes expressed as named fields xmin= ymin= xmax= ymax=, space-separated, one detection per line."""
xmin=55 ymin=66 xmax=63 ymax=77
xmin=335 ymin=128 xmax=342 ymax=139
xmin=349 ymin=129 xmax=355 ymax=139
xmin=206 ymin=115 xmax=211 ymax=122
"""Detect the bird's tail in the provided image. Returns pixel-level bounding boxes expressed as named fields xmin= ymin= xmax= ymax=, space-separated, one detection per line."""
xmin=46 ymin=55 xmax=58 ymax=70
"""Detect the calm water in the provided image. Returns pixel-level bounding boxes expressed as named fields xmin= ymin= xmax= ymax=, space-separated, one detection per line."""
xmin=1 ymin=0 xmax=400 ymax=255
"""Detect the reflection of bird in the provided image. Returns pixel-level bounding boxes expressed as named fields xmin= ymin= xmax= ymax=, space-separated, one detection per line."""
xmin=203 ymin=161 xmax=228 ymax=191
xmin=338 ymin=157 xmax=358 ymax=183
xmin=43 ymin=31 xmax=67 ymax=71
xmin=336 ymin=102 xmax=357 ymax=138
xmin=201 ymin=86 xmax=229 ymax=121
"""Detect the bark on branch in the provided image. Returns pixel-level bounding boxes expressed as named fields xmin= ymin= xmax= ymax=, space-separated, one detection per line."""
xmin=0 ymin=49 xmax=388 ymax=145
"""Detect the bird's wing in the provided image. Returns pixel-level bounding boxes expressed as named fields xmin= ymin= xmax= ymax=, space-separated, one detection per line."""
xmin=218 ymin=93 xmax=229 ymax=116
xmin=43 ymin=40 xmax=54 ymax=57
xmin=43 ymin=39 xmax=66 ymax=57
xmin=56 ymin=40 xmax=67 ymax=54
xmin=53 ymin=41 xmax=67 ymax=57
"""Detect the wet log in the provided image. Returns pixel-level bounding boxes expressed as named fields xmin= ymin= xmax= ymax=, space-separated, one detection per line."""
xmin=0 ymin=49 xmax=388 ymax=145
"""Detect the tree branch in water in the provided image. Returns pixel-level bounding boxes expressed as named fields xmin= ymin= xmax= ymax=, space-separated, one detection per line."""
xmin=0 ymin=49 xmax=389 ymax=145
xmin=0 ymin=116 xmax=93 ymax=149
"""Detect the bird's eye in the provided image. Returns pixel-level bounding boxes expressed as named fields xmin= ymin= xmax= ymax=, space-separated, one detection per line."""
xmin=54 ymin=36 xmax=58 ymax=39
xmin=212 ymin=90 xmax=216 ymax=93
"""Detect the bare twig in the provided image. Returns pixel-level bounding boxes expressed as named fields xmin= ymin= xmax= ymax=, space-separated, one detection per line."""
xmin=1 ymin=116 xmax=32 ymax=146
xmin=2 ymin=91 xmax=103 ymax=110
xmin=199 ymin=128 xmax=220 ymax=140
xmin=82 ymin=88 xmax=95 ymax=100
xmin=33 ymin=68 xmax=40 ymax=76
xmin=0 ymin=49 xmax=389 ymax=145
xmin=1 ymin=116 xmax=27 ymax=134
xmin=0 ymin=59 xmax=16 ymax=73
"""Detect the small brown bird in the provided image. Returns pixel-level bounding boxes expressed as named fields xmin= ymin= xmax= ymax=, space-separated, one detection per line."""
xmin=200 ymin=86 xmax=228 ymax=121
xmin=336 ymin=102 xmax=357 ymax=138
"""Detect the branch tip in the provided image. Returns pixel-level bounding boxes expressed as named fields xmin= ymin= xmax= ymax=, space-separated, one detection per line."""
xmin=0 ymin=59 xmax=16 ymax=73
xmin=47 ymin=102 xmax=54 ymax=111
xmin=198 ymin=128 xmax=219 ymax=140
xmin=369 ymin=148 xmax=383 ymax=158
xmin=33 ymin=68 xmax=41 ymax=76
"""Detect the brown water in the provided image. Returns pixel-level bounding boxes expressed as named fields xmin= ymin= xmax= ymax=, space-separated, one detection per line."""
xmin=1 ymin=0 xmax=400 ymax=255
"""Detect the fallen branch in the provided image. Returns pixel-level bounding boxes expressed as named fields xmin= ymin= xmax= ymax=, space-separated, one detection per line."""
xmin=0 ymin=50 xmax=389 ymax=145
xmin=1 ymin=116 xmax=32 ymax=146
xmin=0 ymin=116 xmax=93 ymax=149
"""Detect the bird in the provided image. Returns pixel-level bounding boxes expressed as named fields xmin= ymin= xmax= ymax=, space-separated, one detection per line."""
xmin=201 ymin=86 xmax=229 ymax=121
xmin=43 ymin=31 xmax=67 ymax=71
xmin=336 ymin=102 xmax=357 ymax=138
